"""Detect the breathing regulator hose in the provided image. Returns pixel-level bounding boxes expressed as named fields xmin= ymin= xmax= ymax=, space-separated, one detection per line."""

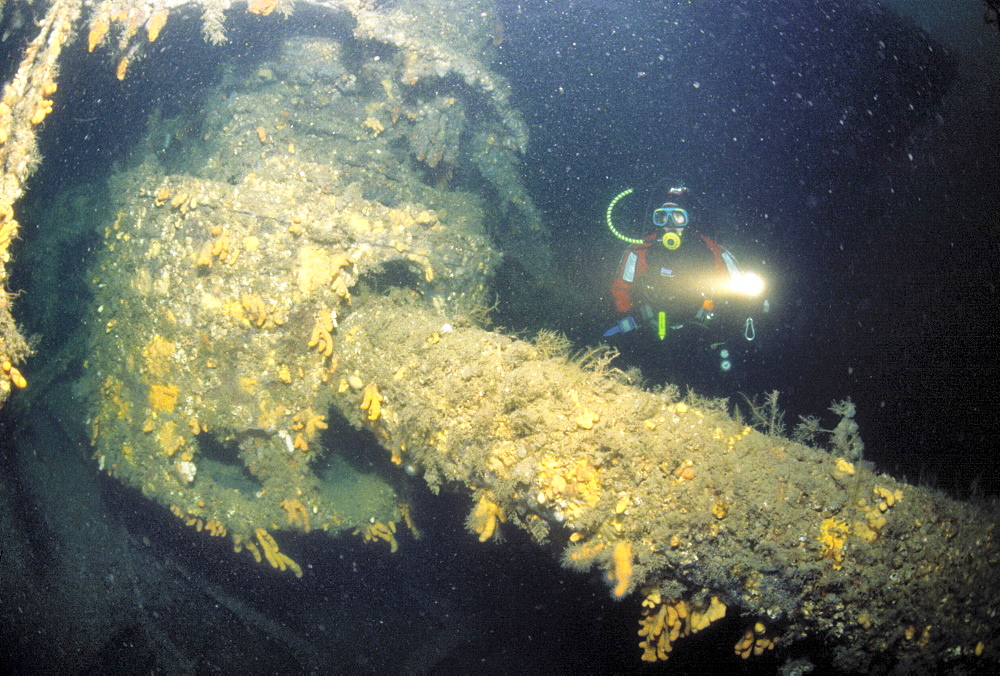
xmin=605 ymin=188 xmax=644 ymax=244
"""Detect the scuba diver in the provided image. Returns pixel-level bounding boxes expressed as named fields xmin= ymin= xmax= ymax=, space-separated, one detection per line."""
xmin=603 ymin=183 xmax=768 ymax=381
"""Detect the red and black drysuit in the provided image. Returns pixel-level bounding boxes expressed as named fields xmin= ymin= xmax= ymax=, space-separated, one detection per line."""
xmin=611 ymin=230 xmax=733 ymax=334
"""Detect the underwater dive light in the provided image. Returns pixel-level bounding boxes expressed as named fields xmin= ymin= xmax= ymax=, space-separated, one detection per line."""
xmin=730 ymin=271 xmax=765 ymax=296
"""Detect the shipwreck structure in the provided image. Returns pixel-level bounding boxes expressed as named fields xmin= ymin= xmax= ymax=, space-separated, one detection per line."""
xmin=0 ymin=1 xmax=996 ymax=672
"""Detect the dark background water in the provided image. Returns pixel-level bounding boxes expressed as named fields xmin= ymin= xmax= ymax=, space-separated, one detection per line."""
xmin=494 ymin=0 xmax=1000 ymax=498
xmin=1 ymin=0 xmax=997 ymax=672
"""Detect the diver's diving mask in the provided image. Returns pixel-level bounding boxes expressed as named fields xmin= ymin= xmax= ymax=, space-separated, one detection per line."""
xmin=652 ymin=204 xmax=688 ymax=228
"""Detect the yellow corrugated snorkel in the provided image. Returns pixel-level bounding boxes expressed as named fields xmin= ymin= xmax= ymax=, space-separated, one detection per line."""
xmin=605 ymin=188 xmax=644 ymax=244
xmin=607 ymin=189 xmax=684 ymax=250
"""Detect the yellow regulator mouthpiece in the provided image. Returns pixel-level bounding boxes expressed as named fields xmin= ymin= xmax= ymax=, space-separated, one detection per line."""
xmin=661 ymin=231 xmax=681 ymax=250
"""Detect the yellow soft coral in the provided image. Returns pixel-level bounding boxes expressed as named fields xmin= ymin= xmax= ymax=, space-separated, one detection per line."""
xmin=835 ymin=457 xmax=855 ymax=474
xmin=874 ymin=485 xmax=903 ymax=511
xmin=143 ymin=335 xmax=175 ymax=378
xmin=308 ymin=313 xmax=335 ymax=357
xmin=146 ymin=10 xmax=169 ymax=42
xmin=205 ymin=519 xmax=227 ymax=538
xmin=535 ymin=456 xmax=602 ymax=525
xmin=31 ymin=98 xmax=54 ymax=126
xmin=609 ymin=541 xmax=633 ymax=598
xmin=688 ymin=595 xmax=727 ymax=632
xmin=852 ymin=488 xmax=902 ymax=544
xmin=0 ymin=205 xmax=18 ymax=251
xmin=468 ymin=493 xmax=505 ymax=542
xmin=297 ymin=246 xmax=352 ymax=298
xmin=254 ymin=527 xmax=303 ymax=577
xmin=638 ymin=591 xmax=687 ymax=662
xmin=88 ymin=18 xmax=109 ymax=52
xmin=735 ymin=621 xmax=777 ymax=659
xmin=356 ymin=520 xmax=399 ymax=552
xmin=562 ymin=539 xmax=606 ymax=571
xmin=156 ymin=420 xmax=184 ymax=456
xmin=292 ymin=408 xmax=328 ymax=439
xmin=398 ymin=502 xmax=421 ymax=539
xmin=281 ymin=498 xmax=311 ymax=532
xmin=360 ymin=382 xmax=383 ymax=421
xmin=149 ymin=383 xmax=179 ymax=412
xmin=362 ymin=116 xmax=384 ymax=136
xmin=241 ymin=293 xmax=269 ymax=327
xmin=248 ymin=0 xmax=280 ymax=16
xmin=575 ymin=409 xmax=599 ymax=429
xmin=1 ymin=360 xmax=26 ymax=389
xmin=638 ymin=591 xmax=727 ymax=662
xmin=819 ymin=517 xmax=850 ymax=570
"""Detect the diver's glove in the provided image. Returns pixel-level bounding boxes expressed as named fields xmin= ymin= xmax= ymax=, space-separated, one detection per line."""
xmin=603 ymin=316 xmax=638 ymax=337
